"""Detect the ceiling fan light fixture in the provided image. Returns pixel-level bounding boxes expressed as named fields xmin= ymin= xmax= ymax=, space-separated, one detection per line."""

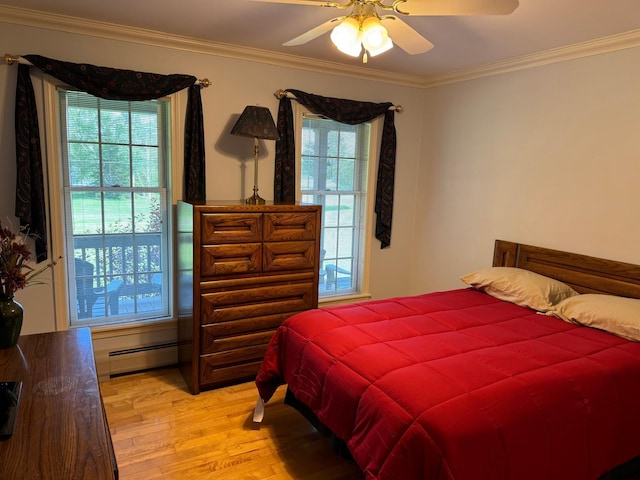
xmin=361 ymin=16 xmax=391 ymax=53
xmin=274 ymin=0 xmax=520 ymax=62
xmin=334 ymin=36 xmax=363 ymax=57
xmin=367 ymin=36 xmax=393 ymax=57
xmin=330 ymin=17 xmax=362 ymax=57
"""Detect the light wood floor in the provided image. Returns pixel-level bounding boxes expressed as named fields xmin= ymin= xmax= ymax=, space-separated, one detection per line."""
xmin=101 ymin=367 xmax=364 ymax=480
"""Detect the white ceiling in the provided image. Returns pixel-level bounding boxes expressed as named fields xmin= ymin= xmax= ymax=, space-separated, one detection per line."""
xmin=2 ymin=0 xmax=640 ymax=81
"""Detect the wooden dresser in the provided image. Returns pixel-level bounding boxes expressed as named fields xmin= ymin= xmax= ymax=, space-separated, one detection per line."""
xmin=177 ymin=201 xmax=321 ymax=394
xmin=0 ymin=328 xmax=117 ymax=479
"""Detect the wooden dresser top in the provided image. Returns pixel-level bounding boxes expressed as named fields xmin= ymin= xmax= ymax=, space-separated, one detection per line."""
xmin=0 ymin=328 xmax=116 ymax=479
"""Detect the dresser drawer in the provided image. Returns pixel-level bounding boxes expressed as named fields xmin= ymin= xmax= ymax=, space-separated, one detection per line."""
xmin=202 ymin=343 xmax=269 ymax=367
xmin=201 ymin=213 xmax=262 ymax=244
xmin=200 ymin=282 xmax=316 ymax=325
xmin=201 ymin=243 xmax=261 ymax=277
xmin=263 ymin=212 xmax=318 ymax=242
xmin=201 ymin=312 xmax=292 ymax=343
xmin=201 ymin=329 xmax=276 ymax=355
xmin=200 ymin=359 xmax=264 ymax=387
xmin=263 ymin=241 xmax=316 ymax=271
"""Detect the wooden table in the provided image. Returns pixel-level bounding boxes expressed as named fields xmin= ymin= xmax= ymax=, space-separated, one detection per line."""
xmin=0 ymin=328 xmax=117 ymax=479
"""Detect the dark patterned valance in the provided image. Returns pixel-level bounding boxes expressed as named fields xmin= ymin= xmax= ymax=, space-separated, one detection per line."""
xmin=274 ymin=89 xmax=397 ymax=249
xmin=24 ymin=55 xmax=197 ymax=101
xmin=14 ymin=55 xmax=206 ymax=261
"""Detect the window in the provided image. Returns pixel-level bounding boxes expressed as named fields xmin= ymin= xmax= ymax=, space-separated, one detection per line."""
xmin=58 ymin=90 xmax=171 ymax=326
xmin=299 ymin=112 xmax=374 ymax=299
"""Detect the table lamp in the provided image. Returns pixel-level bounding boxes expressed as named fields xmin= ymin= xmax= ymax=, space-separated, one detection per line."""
xmin=231 ymin=105 xmax=279 ymax=204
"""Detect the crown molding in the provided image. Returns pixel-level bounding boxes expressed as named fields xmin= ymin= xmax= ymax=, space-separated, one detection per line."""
xmin=423 ymin=29 xmax=640 ymax=88
xmin=0 ymin=4 xmax=427 ymax=88
xmin=2 ymin=4 xmax=639 ymax=90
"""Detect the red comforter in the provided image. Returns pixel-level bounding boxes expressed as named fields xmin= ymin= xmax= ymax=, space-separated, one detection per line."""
xmin=255 ymin=289 xmax=640 ymax=480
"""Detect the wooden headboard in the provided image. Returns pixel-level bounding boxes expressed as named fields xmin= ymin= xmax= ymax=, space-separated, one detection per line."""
xmin=493 ymin=240 xmax=640 ymax=299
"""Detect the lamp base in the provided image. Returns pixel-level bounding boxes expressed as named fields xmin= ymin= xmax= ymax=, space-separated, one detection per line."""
xmin=245 ymin=187 xmax=265 ymax=205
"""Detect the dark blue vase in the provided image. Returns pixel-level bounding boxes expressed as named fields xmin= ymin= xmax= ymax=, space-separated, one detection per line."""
xmin=0 ymin=296 xmax=23 ymax=349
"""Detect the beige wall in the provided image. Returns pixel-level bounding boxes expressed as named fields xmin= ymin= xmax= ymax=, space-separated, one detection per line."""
xmin=2 ymin=16 xmax=639 ymax=337
xmin=0 ymin=20 xmax=423 ymax=334
xmin=411 ymin=46 xmax=640 ymax=294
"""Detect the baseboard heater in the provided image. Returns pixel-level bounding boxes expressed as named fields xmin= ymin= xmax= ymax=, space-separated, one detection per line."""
xmin=106 ymin=342 xmax=178 ymax=378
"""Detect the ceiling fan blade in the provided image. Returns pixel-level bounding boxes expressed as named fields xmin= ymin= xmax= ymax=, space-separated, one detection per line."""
xmin=399 ymin=0 xmax=519 ymax=16
xmin=245 ymin=0 xmax=341 ymax=6
xmin=383 ymin=16 xmax=434 ymax=55
xmin=283 ymin=17 xmax=345 ymax=46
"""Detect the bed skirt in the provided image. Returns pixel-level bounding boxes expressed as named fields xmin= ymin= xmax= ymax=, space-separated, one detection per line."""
xmin=284 ymin=387 xmax=354 ymax=462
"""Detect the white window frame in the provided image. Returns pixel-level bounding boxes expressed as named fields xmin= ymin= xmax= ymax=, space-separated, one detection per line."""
xmin=293 ymin=103 xmax=380 ymax=304
xmin=42 ymin=81 xmax=184 ymax=331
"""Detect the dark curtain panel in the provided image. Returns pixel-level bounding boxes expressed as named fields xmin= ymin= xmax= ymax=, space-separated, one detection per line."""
xmin=13 ymin=55 xmax=206 ymax=260
xmin=184 ymin=84 xmax=206 ymax=202
xmin=375 ymin=109 xmax=397 ymax=250
xmin=274 ymin=96 xmax=295 ymax=204
xmin=274 ymin=89 xmax=397 ymax=248
xmin=14 ymin=64 xmax=47 ymax=262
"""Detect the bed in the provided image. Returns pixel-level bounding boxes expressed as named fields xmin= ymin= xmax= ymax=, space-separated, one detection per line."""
xmin=255 ymin=240 xmax=640 ymax=480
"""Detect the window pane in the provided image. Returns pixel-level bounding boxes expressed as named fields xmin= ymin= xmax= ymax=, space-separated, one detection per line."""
xmin=339 ymin=131 xmax=356 ymax=158
xmin=134 ymin=193 xmax=162 ymax=233
xmin=107 ymin=234 xmax=134 ymax=275
xmin=326 ymin=130 xmax=339 ymax=157
xmin=132 ymin=111 xmax=158 ymax=145
xmin=324 ymin=195 xmax=339 ymax=227
xmin=60 ymin=90 xmax=171 ymax=325
xmin=301 ymin=115 xmax=370 ymax=298
xmin=71 ymin=192 xmax=103 ymax=235
xmin=301 ymin=156 xmax=317 ymax=190
xmin=68 ymin=143 xmax=100 ymax=187
xmin=338 ymin=195 xmax=355 ymax=226
xmin=101 ymin=107 xmax=130 ymax=144
xmin=103 ymin=192 xmax=133 ymax=233
xmin=67 ymin=107 xmax=98 ymax=142
xmin=102 ymin=145 xmax=131 ymax=187
xmin=132 ymin=146 xmax=160 ymax=187
xmin=325 ymin=158 xmax=338 ymax=190
xmin=338 ymin=159 xmax=355 ymax=191
xmin=336 ymin=258 xmax=354 ymax=290
xmin=322 ymin=228 xmax=338 ymax=258
xmin=301 ymin=126 xmax=317 ymax=155
xmin=337 ymin=227 xmax=354 ymax=257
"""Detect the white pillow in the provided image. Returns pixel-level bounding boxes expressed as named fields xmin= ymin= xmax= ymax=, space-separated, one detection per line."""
xmin=549 ymin=294 xmax=640 ymax=342
xmin=460 ymin=267 xmax=579 ymax=312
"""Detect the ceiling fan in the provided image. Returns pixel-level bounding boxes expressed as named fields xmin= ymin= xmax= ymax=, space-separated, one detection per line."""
xmin=247 ymin=0 xmax=520 ymax=62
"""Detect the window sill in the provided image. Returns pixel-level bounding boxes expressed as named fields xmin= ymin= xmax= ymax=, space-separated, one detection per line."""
xmin=88 ymin=317 xmax=176 ymax=338
xmin=319 ymin=292 xmax=372 ymax=307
